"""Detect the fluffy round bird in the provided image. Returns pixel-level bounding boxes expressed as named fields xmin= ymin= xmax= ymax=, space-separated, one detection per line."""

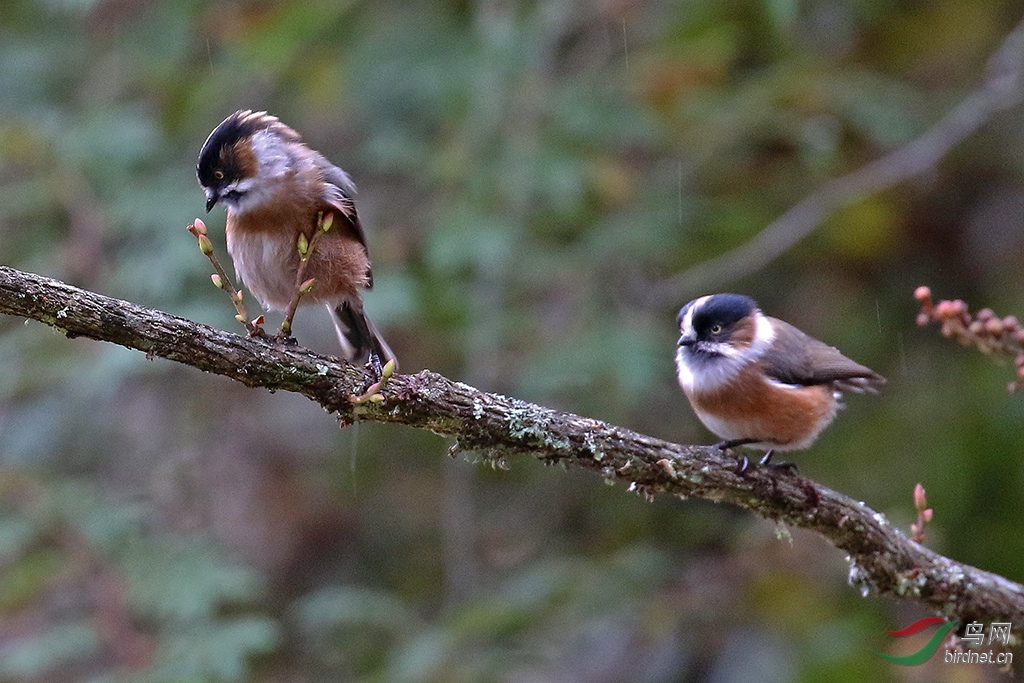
xmin=675 ymin=293 xmax=884 ymax=465
xmin=197 ymin=109 xmax=395 ymax=366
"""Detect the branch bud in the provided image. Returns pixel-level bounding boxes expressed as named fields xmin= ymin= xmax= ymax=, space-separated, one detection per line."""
xmin=211 ymin=274 xmax=224 ymax=289
xmin=299 ymin=278 xmax=316 ymax=294
xmin=913 ymin=483 xmax=927 ymax=512
xmin=297 ymin=233 xmax=309 ymax=256
xmin=320 ymin=212 xmax=334 ymax=233
xmin=197 ymin=234 xmax=214 ymax=256
xmin=984 ymin=317 xmax=1004 ymax=335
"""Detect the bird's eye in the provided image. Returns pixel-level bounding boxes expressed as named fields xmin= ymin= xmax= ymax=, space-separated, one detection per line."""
xmin=710 ymin=324 xmax=723 ymax=335
xmin=213 ymin=170 xmax=225 ymax=180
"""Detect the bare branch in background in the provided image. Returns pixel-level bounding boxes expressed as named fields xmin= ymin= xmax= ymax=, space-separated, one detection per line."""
xmin=653 ymin=16 xmax=1024 ymax=302
xmin=1 ymin=265 xmax=1022 ymax=631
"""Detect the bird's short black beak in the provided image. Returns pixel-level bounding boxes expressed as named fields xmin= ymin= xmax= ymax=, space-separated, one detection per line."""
xmin=205 ymin=191 xmax=218 ymax=213
xmin=677 ymin=335 xmax=696 ymax=347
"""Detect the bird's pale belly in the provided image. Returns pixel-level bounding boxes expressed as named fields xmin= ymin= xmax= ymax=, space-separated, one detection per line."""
xmin=226 ymin=211 xmax=370 ymax=312
xmin=227 ymin=229 xmax=304 ymax=312
xmin=688 ymin=377 xmax=839 ymax=451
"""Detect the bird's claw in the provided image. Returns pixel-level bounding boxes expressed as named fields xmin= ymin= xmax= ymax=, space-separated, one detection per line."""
xmin=733 ymin=449 xmax=798 ymax=475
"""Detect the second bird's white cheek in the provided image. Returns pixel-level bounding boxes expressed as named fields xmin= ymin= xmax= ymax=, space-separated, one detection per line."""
xmin=675 ymin=350 xmax=692 ymax=393
xmin=675 ymin=346 xmax=752 ymax=394
xmin=675 ymin=348 xmax=696 ymax=392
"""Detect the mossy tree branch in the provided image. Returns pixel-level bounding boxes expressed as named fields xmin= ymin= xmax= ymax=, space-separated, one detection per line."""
xmin=1 ymin=264 xmax=1022 ymax=632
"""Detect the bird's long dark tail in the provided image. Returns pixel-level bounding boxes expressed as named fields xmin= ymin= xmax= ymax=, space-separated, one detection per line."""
xmin=330 ymin=302 xmax=397 ymax=369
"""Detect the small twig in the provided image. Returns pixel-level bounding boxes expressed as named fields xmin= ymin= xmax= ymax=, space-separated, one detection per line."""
xmin=350 ymin=358 xmax=396 ymax=404
xmin=914 ymin=285 xmax=1024 ymax=391
xmin=910 ymin=483 xmax=933 ymax=544
xmin=187 ymin=219 xmax=264 ymax=337
xmin=279 ymin=211 xmax=333 ymax=338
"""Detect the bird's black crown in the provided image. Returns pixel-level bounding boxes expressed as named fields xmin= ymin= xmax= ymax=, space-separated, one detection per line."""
xmin=196 ymin=110 xmax=299 ymax=188
xmin=691 ymin=293 xmax=757 ymax=337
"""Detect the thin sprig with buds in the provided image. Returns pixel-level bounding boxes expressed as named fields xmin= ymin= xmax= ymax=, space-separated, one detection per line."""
xmin=279 ymin=211 xmax=333 ymax=339
xmin=349 ymin=357 xmax=397 ymax=405
xmin=910 ymin=483 xmax=933 ymax=544
xmin=187 ymin=213 xmax=336 ymax=341
xmin=187 ymin=214 xmax=393 ymax=402
xmin=187 ymin=218 xmax=265 ymax=337
xmin=914 ymin=285 xmax=1024 ymax=391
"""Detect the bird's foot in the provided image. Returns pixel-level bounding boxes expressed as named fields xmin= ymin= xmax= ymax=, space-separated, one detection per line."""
xmin=731 ymin=449 xmax=798 ymax=475
xmin=272 ymin=333 xmax=299 ymax=346
xmin=757 ymin=449 xmax=798 ymax=474
xmin=711 ymin=439 xmax=760 ymax=474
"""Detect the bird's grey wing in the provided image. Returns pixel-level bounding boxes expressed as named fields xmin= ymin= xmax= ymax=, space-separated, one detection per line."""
xmin=760 ymin=318 xmax=885 ymax=393
xmin=316 ymin=158 xmax=374 ymax=286
xmin=317 ymin=158 xmax=369 ymax=252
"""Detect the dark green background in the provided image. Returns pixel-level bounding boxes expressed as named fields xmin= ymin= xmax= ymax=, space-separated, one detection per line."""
xmin=1 ymin=1 xmax=1021 ymax=681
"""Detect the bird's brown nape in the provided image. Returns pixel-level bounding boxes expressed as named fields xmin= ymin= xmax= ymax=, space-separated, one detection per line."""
xmin=726 ymin=316 xmax=758 ymax=350
xmin=226 ymin=138 xmax=259 ymax=179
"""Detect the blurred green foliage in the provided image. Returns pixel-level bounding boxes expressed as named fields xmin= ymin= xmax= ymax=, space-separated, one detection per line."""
xmin=1 ymin=0 xmax=1023 ymax=680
